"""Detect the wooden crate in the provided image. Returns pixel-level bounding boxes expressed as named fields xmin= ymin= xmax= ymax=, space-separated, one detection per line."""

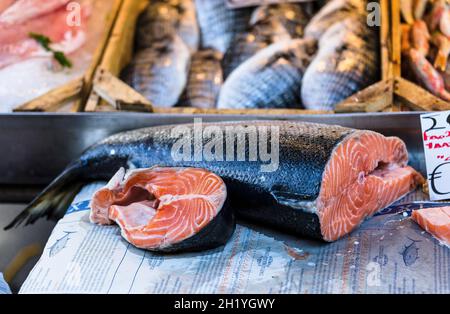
xmin=89 ymin=0 xmax=394 ymax=115
xmin=389 ymin=0 xmax=450 ymax=111
xmin=13 ymin=0 xmax=123 ymax=112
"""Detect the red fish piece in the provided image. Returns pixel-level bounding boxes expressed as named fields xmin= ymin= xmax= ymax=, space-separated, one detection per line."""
xmin=412 ymin=206 xmax=450 ymax=246
xmin=90 ymin=167 xmax=229 ymax=251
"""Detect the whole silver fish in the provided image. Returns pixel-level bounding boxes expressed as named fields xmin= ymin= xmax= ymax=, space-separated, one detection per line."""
xmin=136 ymin=0 xmax=199 ymax=52
xmin=180 ymin=48 xmax=223 ymax=109
xmin=250 ymin=3 xmax=313 ymax=38
xmin=195 ymin=0 xmax=252 ymax=53
xmin=124 ymin=34 xmax=191 ymax=108
xmin=218 ymin=38 xmax=316 ymax=109
xmin=301 ymin=16 xmax=380 ymax=110
xmin=304 ymin=0 xmax=367 ymax=40
xmin=223 ymin=4 xmax=312 ymax=79
xmin=222 ymin=18 xmax=291 ymax=79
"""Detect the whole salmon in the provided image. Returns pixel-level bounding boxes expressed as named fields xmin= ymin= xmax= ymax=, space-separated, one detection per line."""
xmin=7 ymin=121 xmax=424 ymax=244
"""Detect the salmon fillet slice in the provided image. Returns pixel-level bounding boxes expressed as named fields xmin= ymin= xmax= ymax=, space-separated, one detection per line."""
xmin=317 ymin=131 xmax=424 ymax=241
xmin=412 ymin=207 xmax=450 ymax=246
xmin=90 ymin=167 xmax=234 ymax=252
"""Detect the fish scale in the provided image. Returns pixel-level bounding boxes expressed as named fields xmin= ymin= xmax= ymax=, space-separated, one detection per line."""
xmin=304 ymin=0 xmax=367 ymax=40
xmin=123 ymin=34 xmax=190 ymax=108
xmin=179 ymin=48 xmax=223 ymax=109
xmin=136 ymin=0 xmax=199 ymax=52
xmin=301 ymin=15 xmax=380 ymax=110
xmin=7 ymin=121 xmax=424 ymax=244
xmin=222 ymin=3 xmax=312 ymax=79
xmin=218 ymin=38 xmax=316 ymax=109
xmin=195 ymin=0 xmax=253 ymax=53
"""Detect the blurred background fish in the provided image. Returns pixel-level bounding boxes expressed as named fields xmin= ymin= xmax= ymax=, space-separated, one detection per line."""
xmin=218 ymin=38 xmax=316 ymax=109
xmin=123 ymin=34 xmax=191 ymax=108
xmin=179 ymin=48 xmax=223 ymax=109
xmin=195 ymin=0 xmax=252 ymax=53
xmin=136 ymin=0 xmax=199 ymax=53
xmin=301 ymin=15 xmax=380 ymax=110
xmin=304 ymin=0 xmax=366 ymax=40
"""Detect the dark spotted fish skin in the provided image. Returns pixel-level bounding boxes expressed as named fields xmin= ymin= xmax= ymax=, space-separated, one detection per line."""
xmin=304 ymin=0 xmax=366 ymax=40
xmin=222 ymin=19 xmax=291 ymax=79
xmin=180 ymin=49 xmax=224 ymax=109
xmin=136 ymin=0 xmax=199 ymax=52
xmin=195 ymin=0 xmax=253 ymax=53
xmin=218 ymin=38 xmax=316 ymax=109
xmin=124 ymin=34 xmax=190 ymax=108
xmin=250 ymin=3 xmax=313 ymax=38
xmin=222 ymin=4 xmax=312 ymax=79
xmin=301 ymin=16 xmax=380 ymax=110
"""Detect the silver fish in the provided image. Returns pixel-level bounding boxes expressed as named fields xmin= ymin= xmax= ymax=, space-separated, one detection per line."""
xmin=195 ymin=0 xmax=253 ymax=53
xmin=124 ymin=34 xmax=191 ymax=108
xmin=250 ymin=3 xmax=313 ymax=38
xmin=304 ymin=0 xmax=366 ymax=40
xmin=180 ymin=48 xmax=224 ymax=109
xmin=301 ymin=16 xmax=380 ymax=110
xmin=218 ymin=38 xmax=316 ymax=109
xmin=222 ymin=18 xmax=291 ymax=79
xmin=136 ymin=0 xmax=199 ymax=52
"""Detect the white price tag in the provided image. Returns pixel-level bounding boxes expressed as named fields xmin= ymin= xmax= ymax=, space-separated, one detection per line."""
xmin=420 ymin=111 xmax=450 ymax=201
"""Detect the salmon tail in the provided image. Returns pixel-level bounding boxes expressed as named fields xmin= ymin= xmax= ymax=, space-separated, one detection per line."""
xmin=4 ymin=162 xmax=83 ymax=230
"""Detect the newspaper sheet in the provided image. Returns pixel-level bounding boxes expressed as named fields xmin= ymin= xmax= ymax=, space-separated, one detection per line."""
xmin=0 ymin=273 xmax=11 ymax=294
xmin=20 ymin=183 xmax=450 ymax=294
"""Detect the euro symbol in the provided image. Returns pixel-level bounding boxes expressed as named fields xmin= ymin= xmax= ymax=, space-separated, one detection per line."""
xmin=429 ymin=162 xmax=450 ymax=195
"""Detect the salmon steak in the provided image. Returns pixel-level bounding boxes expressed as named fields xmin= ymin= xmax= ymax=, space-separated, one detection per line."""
xmin=90 ymin=167 xmax=233 ymax=252
xmin=7 ymin=121 xmax=424 ymax=244
xmin=412 ymin=206 xmax=450 ymax=247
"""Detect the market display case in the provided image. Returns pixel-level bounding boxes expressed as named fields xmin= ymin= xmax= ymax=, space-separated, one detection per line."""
xmin=0 ymin=0 xmax=449 ymax=296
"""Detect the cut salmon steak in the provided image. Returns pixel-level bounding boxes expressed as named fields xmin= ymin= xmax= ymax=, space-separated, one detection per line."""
xmin=316 ymin=131 xmax=425 ymax=241
xmin=90 ymin=167 xmax=234 ymax=252
xmin=412 ymin=206 xmax=450 ymax=247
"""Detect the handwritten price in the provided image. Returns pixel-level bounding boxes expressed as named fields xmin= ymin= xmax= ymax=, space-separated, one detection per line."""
xmin=421 ymin=112 xmax=450 ymax=199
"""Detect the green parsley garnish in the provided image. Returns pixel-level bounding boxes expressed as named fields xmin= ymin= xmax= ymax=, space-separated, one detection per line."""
xmin=29 ymin=32 xmax=73 ymax=68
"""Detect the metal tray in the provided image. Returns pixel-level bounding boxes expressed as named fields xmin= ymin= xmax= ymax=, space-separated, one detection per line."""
xmin=0 ymin=112 xmax=426 ymax=201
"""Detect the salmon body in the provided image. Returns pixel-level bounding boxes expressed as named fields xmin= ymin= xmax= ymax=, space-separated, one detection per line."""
xmin=8 ymin=121 xmax=424 ymax=245
xmin=412 ymin=206 xmax=450 ymax=247
xmin=90 ymin=167 xmax=233 ymax=252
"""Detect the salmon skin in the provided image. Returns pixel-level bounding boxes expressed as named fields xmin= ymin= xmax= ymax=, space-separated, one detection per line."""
xmin=6 ymin=121 xmax=424 ymax=243
xmin=90 ymin=167 xmax=234 ymax=252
